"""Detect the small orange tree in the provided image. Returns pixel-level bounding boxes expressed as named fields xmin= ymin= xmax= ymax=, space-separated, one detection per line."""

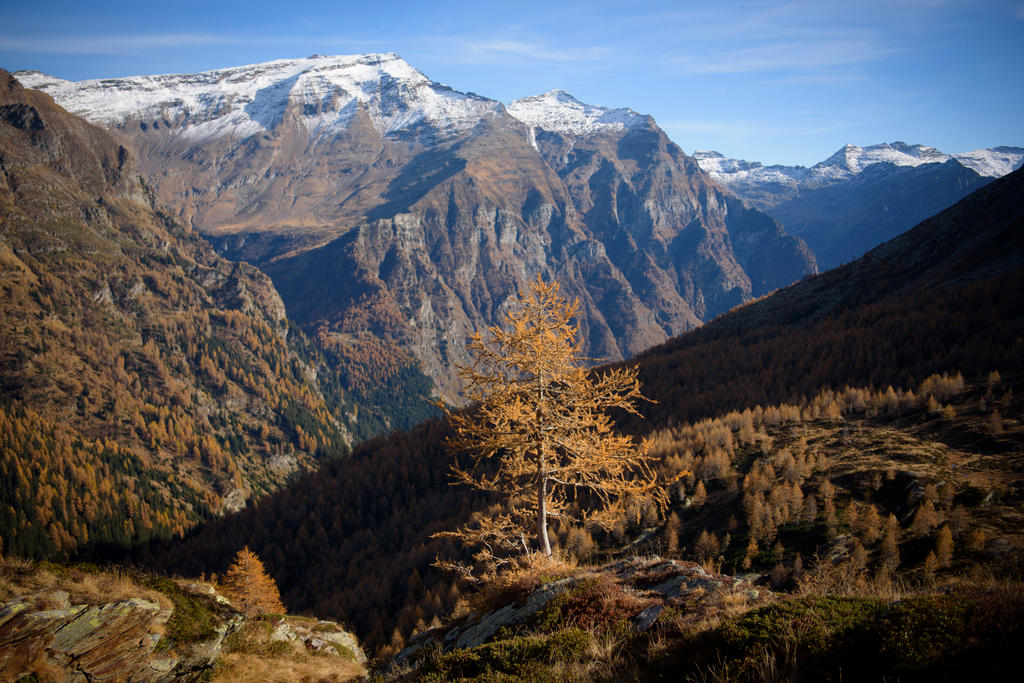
xmin=437 ymin=276 xmax=669 ymax=575
xmin=218 ymin=546 xmax=285 ymax=616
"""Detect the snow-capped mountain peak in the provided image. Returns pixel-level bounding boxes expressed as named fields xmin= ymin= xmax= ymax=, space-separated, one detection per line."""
xmin=697 ymin=142 xmax=1024 ymax=194
xmin=816 ymin=142 xmax=949 ymax=176
xmin=507 ymin=89 xmax=646 ymax=136
xmin=693 ymin=150 xmax=769 ymax=175
xmin=15 ymin=53 xmax=503 ymax=142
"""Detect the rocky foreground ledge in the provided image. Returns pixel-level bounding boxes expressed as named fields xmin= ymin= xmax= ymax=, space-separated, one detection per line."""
xmin=387 ymin=557 xmax=774 ymax=677
xmin=0 ymin=583 xmax=237 ymax=682
xmin=0 ymin=566 xmax=365 ymax=682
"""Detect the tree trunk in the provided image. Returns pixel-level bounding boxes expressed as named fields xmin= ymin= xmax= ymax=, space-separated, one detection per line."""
xmin=538 ymin=469 xmax=551 ymax=556
xmin=536 ymin=368 xmax=552 ymax=556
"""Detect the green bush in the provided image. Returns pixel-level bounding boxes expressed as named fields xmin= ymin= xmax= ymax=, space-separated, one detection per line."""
xmin=648 ymin=590 xmax=1024 ymax=681
xmin=145 ymin=577 xmax=218 ymax=644
xmin=418 ymin=628 xmax=591 ymax=681
xmin=716 ymin=596 xmax=883 ymax=655
xmin=877 ymin=594 xmax=970 ymax=672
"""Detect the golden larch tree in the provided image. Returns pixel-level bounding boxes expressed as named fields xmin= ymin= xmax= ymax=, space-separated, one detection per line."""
xmin=218 ymin=546 xmax=285 ymax=616
xmin=438 ymin=276 xmax=670 ymax=573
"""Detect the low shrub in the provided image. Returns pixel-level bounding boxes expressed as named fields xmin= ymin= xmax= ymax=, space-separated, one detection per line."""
xmin=533 ymin=575 xmax=648 ymax=633
xmin=145 ymin=577 xmax=218 ymax=644
xmin=647 ymin=588 xmax=1024 ymax=681
xmin=417 ymin=628 xmax=591 ymax=681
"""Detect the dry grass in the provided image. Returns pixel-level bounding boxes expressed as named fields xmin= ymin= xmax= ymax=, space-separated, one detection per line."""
xmin=213 ymin=617 xmax=365 ymax=682
xmin=0 ymin=556 xmax=171 ymax=610
xmin=214 ymin=652 xmax=363 ymax=683
xmin=794 ymin=556 xmax=913 ymax=602
xmin=584 ymin=626 xmax=636 ymax=676
xmin=467 ymin=552 xmax=577 ymax=614
xmin=689 ymin=643 xmax=800 ymax=683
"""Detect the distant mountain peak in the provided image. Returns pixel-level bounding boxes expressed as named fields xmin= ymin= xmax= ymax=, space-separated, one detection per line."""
xmin=698 ymin=142 xmax=1024 ymax=194
xmin=814 ymin=141 xmax=951 ymax=176
xmin=696 ymin=140 xmax=1023 ymax=270
xmin=507 ymin=89 xmax=646 ymax=136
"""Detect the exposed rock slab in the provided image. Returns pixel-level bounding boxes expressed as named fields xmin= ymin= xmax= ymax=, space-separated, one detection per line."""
xmin=0 ymin=587 xmax=239 ymax=682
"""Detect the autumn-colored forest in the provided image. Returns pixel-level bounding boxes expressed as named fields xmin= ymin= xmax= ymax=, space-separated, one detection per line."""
xmin=133 ymin=262 xmax=1024 ymax=655
xmin=0 ymin=70 xmax=361 ymax=559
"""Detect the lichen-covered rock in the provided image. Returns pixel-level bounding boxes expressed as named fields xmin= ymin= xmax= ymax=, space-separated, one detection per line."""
xmin=450 ymin=576 xmax=580 ymax=651
xmin=277 ymin=618 xmax=367 ymax=663
xmin=314 ymin=625 xmax=367 ymax=664
xmin=0 ymin=596 xmax=168 ymax=682
xmin=0 ymin=585 xmax=241 ymax=682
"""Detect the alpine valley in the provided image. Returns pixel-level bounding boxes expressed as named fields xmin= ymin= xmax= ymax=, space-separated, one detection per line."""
xmin=3 ymin=50 xmax=1024 ymax=683
xmin=0 ymin=69 xmax=359 ymax=556
xmin=17 ymin=54 xmax=817 ymax=400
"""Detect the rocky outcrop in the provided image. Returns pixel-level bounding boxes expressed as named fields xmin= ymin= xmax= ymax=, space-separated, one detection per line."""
xmin=269 ymin=618 xmax=367 ymax=664
xmin=0 ymin=578 xmax=370 ymax=682
xmin=391 ymin=557 xmax=773 ymax=670
xmin=0 ymin=587 xmax=240 ymax=682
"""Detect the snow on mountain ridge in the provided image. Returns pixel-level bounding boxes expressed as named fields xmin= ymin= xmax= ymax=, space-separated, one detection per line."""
xmin=507 ymin=89 xmax=646 ymax=136
xmin=817 ymin=142 xmax=948 ymax=175
xmin=697 ymin=143 xmax=1024 ymax=193
xmin=15 ymin=54 xmax=503 ymax=142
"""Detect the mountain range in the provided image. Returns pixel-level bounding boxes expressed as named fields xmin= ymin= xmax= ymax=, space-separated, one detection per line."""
xmin=696 ymin=143 xmax=1024 ymax=268
xmin=16 ymin=54 xmax=817 ymax=399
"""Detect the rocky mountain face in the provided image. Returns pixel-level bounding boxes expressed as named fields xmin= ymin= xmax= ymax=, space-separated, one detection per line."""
xmin=18 ymin=56 xmax=816 ymax=398
xmin=508 ymin=91 xmax=816 ymax=348
xmin=0 ymin=69 xmax=358 ymax=558
xmin=696 ymin=142 xmax=1024 ymax=268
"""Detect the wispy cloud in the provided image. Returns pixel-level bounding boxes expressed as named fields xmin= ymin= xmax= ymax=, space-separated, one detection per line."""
xmin=765 ymin=71 xmax=871 ymax=86
xmin=0 ymin=33 xmax=263 ymax=55
xmin=668 ymin=40 xmax=897 ymax=75
xmin=458 ymin=39 xmax=610 ymax=63
xmin=410 ymin=35 xmax=614 ymax=70
xmin=0 ymin=31 xmax=380 ymax=57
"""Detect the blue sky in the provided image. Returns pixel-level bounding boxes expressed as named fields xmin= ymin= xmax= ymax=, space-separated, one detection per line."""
xmin=2 ymin=0 xmax=1021 ymax=166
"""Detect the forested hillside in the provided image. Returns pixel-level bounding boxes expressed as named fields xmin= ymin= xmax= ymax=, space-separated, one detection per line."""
xmin=0 ymin=70 xmax=365 ymax=558
xmin=142 ymin=168 xmax=1024 ymax=655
